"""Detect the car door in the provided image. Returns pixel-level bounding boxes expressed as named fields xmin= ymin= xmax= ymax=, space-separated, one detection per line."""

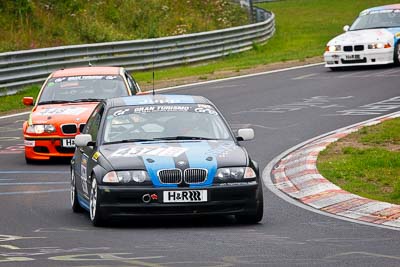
xmin=79 ymin=103 xmax=105 ymax=199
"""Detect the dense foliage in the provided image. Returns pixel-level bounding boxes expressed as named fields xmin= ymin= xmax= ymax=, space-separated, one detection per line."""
xmin=0 ymin=0 xmax=248 ymax=52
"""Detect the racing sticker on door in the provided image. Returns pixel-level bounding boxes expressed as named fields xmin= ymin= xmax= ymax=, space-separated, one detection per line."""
xmin=81 ymin=155 xmax=89 ymax=194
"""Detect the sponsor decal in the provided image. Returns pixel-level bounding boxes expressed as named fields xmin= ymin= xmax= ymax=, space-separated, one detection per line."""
xmin=92 ymin=151 xmax=100 ymax=161
xmin=24 ymin=140 xmax=35 ymax=147
xmin=38 ymin=107 xmax=88 ymax=116
xmin=113 ymin=109 xmax=129 ymax=117
xmin=111 ymin=146 xmax=187 ymax=158
xmin=132 ymin=105 xmax=190 ymax=113
xmin=54 ymin=76 xmax=117 ymax=83
xmin=80 ymin=155 xmax=88 ymax=194
xmin=194 ymin=107 xmax=218 ymax=115
xmin=113 ymin=104 xmax=217 ymax=116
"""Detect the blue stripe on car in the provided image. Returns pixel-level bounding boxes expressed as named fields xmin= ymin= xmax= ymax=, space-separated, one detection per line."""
xmin=78 ymin=194 xmax=90 ymax=212
xmin=142 ymin=144 xmax=178 ymax=188
xmin=180 ymin=141 xmax=217 ymax=187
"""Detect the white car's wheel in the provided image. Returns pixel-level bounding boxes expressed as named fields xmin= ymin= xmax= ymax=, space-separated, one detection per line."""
xmin=89 ymin=177 xmax=105 ymax=226
xmin=71 ymin=170 xmax=83 ymax=213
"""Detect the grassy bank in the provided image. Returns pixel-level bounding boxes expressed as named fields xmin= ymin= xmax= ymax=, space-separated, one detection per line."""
xmin=1 ymin=0 xmax=397 ymax=113
xmin=0 ymin=0 xmax=247 ymax=52
xmin=133 ymin=0 xmax=397 ymax=83
xmin=317 ymin=119 xmax=400 ymax=205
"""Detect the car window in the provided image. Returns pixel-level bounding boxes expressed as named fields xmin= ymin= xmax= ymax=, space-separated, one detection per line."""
xmin=351 ymin=10 xmax=400 ymax=30
xmin=124 ymin=72 xmax=140 ymax=95
xmin=103 ymin=104 xmax=233 ymax=143
xmin=38 ymin=76 xmax=129 ymax=103
xmin=84 ymin=104 xmax=104 ymax=142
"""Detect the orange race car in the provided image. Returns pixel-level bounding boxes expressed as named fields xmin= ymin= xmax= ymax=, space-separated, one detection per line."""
xmin=22 ymin=66 xmax=142 ymax=163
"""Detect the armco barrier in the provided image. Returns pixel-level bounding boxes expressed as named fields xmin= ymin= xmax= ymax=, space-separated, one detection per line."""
xmin=0 ymin=6 xmax=274 ymax=94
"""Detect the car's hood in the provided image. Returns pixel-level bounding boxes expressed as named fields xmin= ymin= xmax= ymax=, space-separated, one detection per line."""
xmin=99 ymin=140 xmax=248 ymax=186
xmin=327 ymin=28 xmax=398 ymax=45
xmin=29 ymin=102 xmax=98 ymax=125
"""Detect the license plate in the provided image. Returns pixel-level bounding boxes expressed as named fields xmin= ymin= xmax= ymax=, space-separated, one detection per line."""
xmin=163 ymin=190 xmax=207 ymax=203
xmin=346 ymin=54 xmax=360 ymax=60
xmin=61 ymin=138 xmax=75 ymax=148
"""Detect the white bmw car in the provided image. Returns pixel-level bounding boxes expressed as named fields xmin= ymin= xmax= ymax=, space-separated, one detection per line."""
xmin=324 ymin=4 xmax=400 ymax=70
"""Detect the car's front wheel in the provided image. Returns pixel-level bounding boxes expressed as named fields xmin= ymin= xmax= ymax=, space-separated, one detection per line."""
xmin=236 ymin=185 xmax=264 ymax=224
xmin=329 ymin=67 xmax=343 ymax=71
xmin=394 ymin=42 xmax=400 ymax=65
xmin=71 ymin=170 xmax=83 ymax=213
xmin=89 ymin=177 xmax=105 ymax=226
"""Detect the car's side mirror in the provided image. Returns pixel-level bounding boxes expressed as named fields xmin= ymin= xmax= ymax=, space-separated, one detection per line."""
xmin=236 ymin=128 xmax=254 ymax=141
xmin=23 ymin=97 xmax=34 ymax=106
xmin=75 ymin=134 xmax=94 ymax=147
xmin=343 ymin=25 xmax=350 ymax=32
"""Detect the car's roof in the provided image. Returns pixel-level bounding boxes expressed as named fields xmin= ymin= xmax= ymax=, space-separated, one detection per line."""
xmin=106 ymin=94 xmax=212 ymax=108
xmin=51 ymin=66 xmax=122 ymax=78
xmin=362 ymin=4 xmax=400 ymax=14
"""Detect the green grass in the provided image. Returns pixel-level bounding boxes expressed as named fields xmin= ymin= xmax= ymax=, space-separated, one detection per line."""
xmin=1 ymin=0 xmax=397 ymax=113
xmin=0 ymin=0 xmax=247 ymax=52
xmin=132 ymin=0 xmax=397 ymax=84
xmin=318 ymin=118 xmax=400 ymax=204
xmin=0 ymin=85 xmax=39 ymax=113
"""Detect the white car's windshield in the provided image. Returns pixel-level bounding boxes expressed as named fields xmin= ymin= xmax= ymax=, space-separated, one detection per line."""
xmin=350 ymin=10 xmax=400 ymax=30
xmin=103 ymin=104 xmax=233 ymax=143
xmin=38 ymin=76 xmax=128 ymax=104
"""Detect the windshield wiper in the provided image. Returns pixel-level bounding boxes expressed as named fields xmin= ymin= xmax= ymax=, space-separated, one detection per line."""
xmin=104 ymin=138 xmax=155 ymax=145
xmin=70 ymin=98 xmax=103 ymax=103
xmin=37 ymin=100 xmax=71 ymax=105
xmin=154 ymin=136 xmax=214 ymax=140
xmin=352 ymin=26 xmax=389 ymax=31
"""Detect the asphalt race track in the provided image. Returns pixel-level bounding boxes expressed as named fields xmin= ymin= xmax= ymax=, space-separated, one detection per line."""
xmin=1 ymin=64 xmax=400 ymax=266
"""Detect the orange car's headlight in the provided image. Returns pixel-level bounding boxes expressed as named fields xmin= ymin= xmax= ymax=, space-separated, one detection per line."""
xmin=26 ymin=124 xmax=56 ymax=134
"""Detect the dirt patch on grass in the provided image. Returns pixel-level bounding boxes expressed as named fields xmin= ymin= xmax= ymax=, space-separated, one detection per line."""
xmin=327 ymin=131 xmax=400 ymax=155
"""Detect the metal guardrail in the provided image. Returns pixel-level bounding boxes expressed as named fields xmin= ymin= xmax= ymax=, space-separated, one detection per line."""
xmin=0 ymin=6 xmax=274 ymax=93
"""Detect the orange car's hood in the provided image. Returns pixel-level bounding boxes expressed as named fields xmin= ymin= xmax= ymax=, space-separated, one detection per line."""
xmin=29 ymin=102 xmax=98 ymax=124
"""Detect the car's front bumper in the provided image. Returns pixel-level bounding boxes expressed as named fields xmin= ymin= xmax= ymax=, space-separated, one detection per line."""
xmin=324 ymin=48 xmax=393 ymax=68
xmin=24 ymin=136 xmax=76 ymax=160
xmin=96 ymin=183 xmax=260 ymax=217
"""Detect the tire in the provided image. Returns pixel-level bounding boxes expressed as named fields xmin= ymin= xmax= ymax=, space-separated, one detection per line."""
xmin=329 ymin=67 xmax=342 ymax=71
xmin=89 ymin=177 xmax=106 ymax=226
xmin=236 ymin=184 xmax=264 ymax=224
xmin=394 ymin=43 xmax=400 ymax=66
xmin=71 ymin=170 xmax=83 ymax=213
xmin=25 ymin=156 xmax=36 ymax=164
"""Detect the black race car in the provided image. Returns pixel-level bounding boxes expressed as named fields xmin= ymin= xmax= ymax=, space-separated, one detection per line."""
xmin=71 ymin=94 xmax=264 ymax=226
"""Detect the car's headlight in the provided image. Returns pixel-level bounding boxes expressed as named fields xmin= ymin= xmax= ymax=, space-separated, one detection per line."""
xmin=26 ymin=124 xmax=56 ymax=134
xmin=102 ymin=170 xmax=150 ymax=184
xmin=326 ymin=45 xmax=341 ymax=52
xmin=368 ymin=43 xmax=391 ymax=49
xmin=214 ymin=167 xmax=256 ymax=182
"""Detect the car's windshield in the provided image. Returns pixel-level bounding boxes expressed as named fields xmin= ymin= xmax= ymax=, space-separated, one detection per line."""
xmin=103 ymin=104 xmax=233 ymax=143
xmin=350 ymin=10 xmax=400 ymax=30
xmin=38 ymin=75 xmax=128 ymax=104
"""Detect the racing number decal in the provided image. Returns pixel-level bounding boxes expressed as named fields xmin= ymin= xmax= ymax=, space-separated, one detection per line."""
xmin=81 ymin=155 xmax=89 ymax=194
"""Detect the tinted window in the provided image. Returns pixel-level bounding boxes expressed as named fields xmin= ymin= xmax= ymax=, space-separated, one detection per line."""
xmin=84 ymin=104 xmax=104 ymax=142
xmin=351 ymin=10 xmax=400 ymax=30
xmin=125 ymin=72 xmax=140 ymax=95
